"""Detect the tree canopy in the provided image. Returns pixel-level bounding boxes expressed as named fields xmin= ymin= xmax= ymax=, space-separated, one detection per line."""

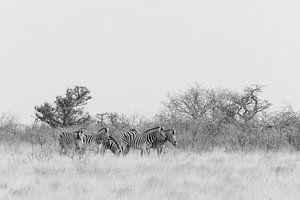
xmin=35 ymin=86 xmax=92 ymax=127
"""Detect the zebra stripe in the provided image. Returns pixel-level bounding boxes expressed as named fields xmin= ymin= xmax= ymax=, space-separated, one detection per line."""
xmin=149 ymin=129 xmax=177 ymax=155
xmin=81 ymin=127 xmax=110 ymax=155
xmin=120 ymin=126 xmax=165 ymax=156
xmin=58 ymin=130 xmax=85 ymax=157
xmin=99 ymin=135 xmax=121 ymax=155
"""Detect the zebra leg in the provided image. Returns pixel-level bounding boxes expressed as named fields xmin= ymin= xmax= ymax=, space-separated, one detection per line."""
xmin=141 ymin=146 xmax=149 ymax=157
xmin=78 ymin=146 xmax=86 ymax=158
xmin=79 ymin=150 xmax=84 ymax=159
xmin=100 ymin=148 xmax=106 ymax=155
xmin=59 ymin=144 xmax=68 ymax=156
xmin=147 ymin=148 xmax=151 ymax=155
xmin=70 ymin=148 xmax=76 ymax=159
xmin=140 ymin=149 xmax=144 ymax=156
xmin=156 ymin=147 xmax=160 ymax=155
xmin=146 ymin=147 xmax=150 ymax=156
xmin=59 ymin=147 xmax=64 ymax=156
xmin=98 ymin=143 xmax=105 ymax=155
xmin=158 ymin=147 xmax=163 ymax=155
xmin=162 ymin=146 xmax=166 ymax=154
xmin=125 ymin=146 xmax=130 ymax=155
xmin=93 ymin=144 xmax=99 ymax=155
xmin=120 ymin=142 xmax=126 ymax=156
xmin=162 ymin=146 xmax=166 ymax=155
xmin=79 ymin=148 xmax=85 ymax=159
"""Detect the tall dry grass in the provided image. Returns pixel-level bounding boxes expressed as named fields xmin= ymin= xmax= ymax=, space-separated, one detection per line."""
xmin=0 ymin=143 xmax=300 ymax=200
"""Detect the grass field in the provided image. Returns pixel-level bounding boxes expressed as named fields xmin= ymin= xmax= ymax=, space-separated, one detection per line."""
xmin=0 ymin=144 xmax=300 ymax=200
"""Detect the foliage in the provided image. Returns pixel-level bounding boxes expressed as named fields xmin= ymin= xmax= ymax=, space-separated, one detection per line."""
xmin=2 ymin=83 xmax=300 ymax=152
xmin=233 ymin=85 xmax=271 ymax=123
xmin=155 ymin=83 xmax=299 ymax=152
xmin=35 ymin=86 xmax=92 ymax=127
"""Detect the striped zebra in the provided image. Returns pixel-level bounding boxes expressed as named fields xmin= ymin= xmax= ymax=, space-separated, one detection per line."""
xmin=80 ymin=127 xmax=110 ymax=155
xmin=58 ymin=130 xmax=85 ymax=157
xmin=120 ymin=126 xmax=166 ymax=156
xmin=148 ymin=129 xmax=177 ymax=155
xmin=99 ymin=135 xmax=121 ymax=156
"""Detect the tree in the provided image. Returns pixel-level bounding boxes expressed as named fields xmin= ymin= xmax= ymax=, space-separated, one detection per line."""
xmin=161 ymin=84 xmax=238 ymax=123
xmin=35 ymin=86 xmax=92 ymax=127
xmin=158 ymin=84 xmax=240 ymax=148
xmin=232 ymin=85 xmax=271 ymax=124
xmin=162 ymin=84 xmax=215 ymax=121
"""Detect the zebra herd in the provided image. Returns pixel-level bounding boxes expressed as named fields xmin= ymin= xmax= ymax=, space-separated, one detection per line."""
xmin=58 ymin=126 xmax=177 ymax=158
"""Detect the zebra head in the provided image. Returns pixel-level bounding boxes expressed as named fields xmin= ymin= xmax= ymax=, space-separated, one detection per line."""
xmin=164 ymin=129 xmax=177 ymax=146
xmin=108 ymin=135 xmax=122 ymax=155
xmin=96 ymin=127 xmax=110 ymax=142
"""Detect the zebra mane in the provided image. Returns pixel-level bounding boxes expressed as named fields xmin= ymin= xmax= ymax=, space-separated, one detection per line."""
xmin=144 ymin=126 xmax=163 ymax=133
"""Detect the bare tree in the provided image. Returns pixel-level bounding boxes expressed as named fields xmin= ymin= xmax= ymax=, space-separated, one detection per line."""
xmin=161 ymin=84 xmax=239 ymax=124
xmin=233 ymin=85 xmax=271 ymax=124
xmin=163 ymin=84 xmax=217 ymax=121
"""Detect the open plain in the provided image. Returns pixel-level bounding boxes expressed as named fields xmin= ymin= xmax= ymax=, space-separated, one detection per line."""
xmin=0 ymin=144 xmax=299 ymax=200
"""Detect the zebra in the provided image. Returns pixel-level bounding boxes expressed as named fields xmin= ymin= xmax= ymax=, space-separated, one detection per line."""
xmin=80 ymin=127 xmax=110 ymax=155
xmin=98 ymin=135 xmax=122 ymax=156
xmin=148 ymin=129 xmax=177 ymax=155
xmin=58 ymin=130 xmax=85 ymax=157
xmin=120 ymin=126 xmax=166 ymax=156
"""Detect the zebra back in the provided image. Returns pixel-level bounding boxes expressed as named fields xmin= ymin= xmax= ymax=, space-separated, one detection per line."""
xmin=58 ymin=130 xmax=85 ymax=155
xmin=84 ymin=127 xmax=109 ymax=143
xmin=143 ymin=126 xmax=166 ymax=144
xmin=58 ymin=130 xmax=83 ymax=145
xmin=81 ymin=127 xmax=110 ymax=151
xmin=121 ymin=126 xmax=165 ymax=149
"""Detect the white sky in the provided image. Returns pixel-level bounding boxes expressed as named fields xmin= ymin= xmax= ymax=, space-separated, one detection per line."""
xmin=1 ymin=0 xmax=300 ymax=124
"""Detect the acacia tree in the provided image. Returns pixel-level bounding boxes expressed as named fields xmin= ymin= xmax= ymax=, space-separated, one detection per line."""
xmin=163 ymin=84 xmax=216 ymax=121
xmin=161 ymin=84 xmax=238 ymax=123
xmin=227 ymin=85 xmax=271 ymax=149
xmin=157 ymin=84 xmax=240 ymax=149
xmin=35 ymin=86 xmax=92 ymax=127
xmin=157 ymin=83 xmax=273 ymax=150
xmin=232 ymin=85 xmax=271 ymax=124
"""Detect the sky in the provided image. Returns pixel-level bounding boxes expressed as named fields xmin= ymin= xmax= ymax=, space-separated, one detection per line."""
xmin=0 ymin=0 xmax=300 ymax=124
